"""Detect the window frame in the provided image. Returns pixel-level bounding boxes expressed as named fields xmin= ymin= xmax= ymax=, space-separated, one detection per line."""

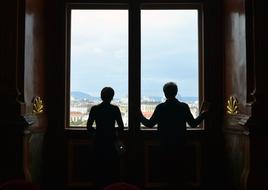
xmin=65 ymin=2 xmax=204 ymax=131
xmin=140 ymin=4 xmax=204 ymax=130
xmin=65 ymin=3 xmax=129 ymax=130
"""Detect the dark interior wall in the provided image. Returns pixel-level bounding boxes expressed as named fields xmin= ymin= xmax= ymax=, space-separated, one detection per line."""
xmin=0 ymin=0 xmax=47 ymax=184
xmin=24 ymin=0 xmax=46 ymax=112
xmin=42 ymin=0 xmax=67 ymax=189
xmin=199 ymin=0 xmax=235 ymax=189
xmin=223 ymin=0 xmax=247 ymax=109
xmin=250 ymin=2 xmax=268 ymax=122
xmin=24 ymin=0 xmax=48 ymax=184
xmin=0 ymin=1 xmax=24 ymax=118
xmin=0 ymin=0 xmax=26 ymax=182
xmin=247 ymin=1 xmax=268 ymax=189
xmin=222 ymin=0 xmax=268 ymax=189
xmin=222 ymin=0 xmax=251 ymax=189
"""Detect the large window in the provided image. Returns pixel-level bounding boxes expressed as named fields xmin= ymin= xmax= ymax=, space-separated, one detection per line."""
xmin=67 ymin=4 xmax=202 ymax=129
xmin=141 ymin=10 xmax=199 ymax=124
xmin=69 ymin=9 xmax=128 ymax=127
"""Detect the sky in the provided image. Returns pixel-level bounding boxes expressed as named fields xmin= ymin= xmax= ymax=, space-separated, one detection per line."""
xmin=71 ymin=10 xmax=198 ymax=99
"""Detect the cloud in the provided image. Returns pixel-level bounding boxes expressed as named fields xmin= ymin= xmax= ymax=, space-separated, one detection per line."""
xmin=71 ymin=10 xmax=128 ymax=43
xmin=141 ymin=10 xmax=197 ymax=30
xmin=70 ymin=9 xmax=199 ymax=98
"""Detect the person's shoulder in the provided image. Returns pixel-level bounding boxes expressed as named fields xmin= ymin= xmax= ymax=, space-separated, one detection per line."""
xmin=93 ymin=102 xmax=105 ymax=109
xmin=88 ymin=105 xmax=98 ymax=114
xmin=178 ymin=101 xmax=190 ymax=109
xmin=110 ymin=104 xmax=120 ymax=110
xmin=90 ymin=105 xmax=98 ymax=110
xmin=155 ymin=102 xmax=165 ymax=110
xmin=157 ymin=102 xmax=165 ymax=107
xmin=179 ymin=101 xmax=188 ymax=106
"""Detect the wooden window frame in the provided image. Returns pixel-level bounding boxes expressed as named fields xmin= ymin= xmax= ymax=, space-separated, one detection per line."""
xmin=65 ymin=1 xmax=204 ymax=132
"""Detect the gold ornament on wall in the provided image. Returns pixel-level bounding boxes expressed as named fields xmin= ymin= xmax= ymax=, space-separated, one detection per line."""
xmin=33 ymin=96 xmax=44 ymax=114
xmin=227 ymin=96 xmax=238 ymax=115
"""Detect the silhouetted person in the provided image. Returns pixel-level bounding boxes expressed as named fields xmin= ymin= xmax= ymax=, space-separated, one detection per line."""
xmin=140 ymin=82 xmax=209 ymax=190
xmin=87 ymin=87 xmax=124 ymax=189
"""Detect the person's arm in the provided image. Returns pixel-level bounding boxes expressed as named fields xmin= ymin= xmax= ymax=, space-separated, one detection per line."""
xmin=87 ymin=107 xmax=96 ymax=135
xmin=115 ymin=108 xmax=125 ymax=154
xmin=140 ymin=106 xmax=159 ymax=128
xmin=115 ymin=106 xmax=124 ymax=135
xmin=193 ymin=111 xmax=207 ymax=126
xmin=186 ymin=102 xmax=209 ymax=128
xmin=185 ymin=104 xmax=197 ymax=127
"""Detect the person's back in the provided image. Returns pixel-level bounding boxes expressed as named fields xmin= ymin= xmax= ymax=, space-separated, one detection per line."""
xmin=90 ymin=102 xmax=122 ymax=144
xmin=140 ymin=82 xmax=209 ymax=190
xmin=141 ymin=82 xmax=207 ymax=147
xmin=87 ymin=87 xmax=124 ymax=189
xmin=155 ymin=99 xmax=192 ymax=146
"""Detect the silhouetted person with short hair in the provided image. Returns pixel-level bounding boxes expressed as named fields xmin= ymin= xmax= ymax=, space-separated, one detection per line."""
xmin=87 ymin=87 xmax=124 ymax=189
xmin=140 ymin=82 xmax=209 ymax=190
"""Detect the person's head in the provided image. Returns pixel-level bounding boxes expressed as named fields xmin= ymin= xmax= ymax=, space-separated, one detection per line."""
xmin=101 ymin=87 xmax=114 ymax=103
xmin=163 ymin=82 xmax=178 ymax=99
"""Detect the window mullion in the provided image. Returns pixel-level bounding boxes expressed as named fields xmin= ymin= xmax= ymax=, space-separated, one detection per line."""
xmin=128 ymin=2 xmax=141 ymax=134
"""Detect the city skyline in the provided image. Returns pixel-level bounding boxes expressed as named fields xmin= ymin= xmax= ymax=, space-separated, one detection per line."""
xmin=70 ymin=93 xmax=199 ymax=127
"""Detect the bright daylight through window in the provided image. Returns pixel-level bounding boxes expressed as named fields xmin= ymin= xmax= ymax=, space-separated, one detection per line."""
xmin=69 ymin=10 xmax=128 ymax=127
xmin=69 ymin=9 xmax=199 ymax=129
xmin=141 ymin=10 xmax=199 ymax=127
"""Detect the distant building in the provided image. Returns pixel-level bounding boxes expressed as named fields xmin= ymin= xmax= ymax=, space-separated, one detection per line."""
xmin=141 ymin=102 xmax=157 ymax=113
xmin=142 ymin=111 xmax=153 ymax=119
xmin=70 ymin=106 xmax=88 ymax=114
xmin=70 ymin=111 xmax=84 ymax=122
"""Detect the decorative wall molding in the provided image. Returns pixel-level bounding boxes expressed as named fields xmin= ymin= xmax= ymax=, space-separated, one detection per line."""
xmin=32 ymin=96 xmax=44 ymax=114
xmin=227 ymin=96 xmax=239 ymax=115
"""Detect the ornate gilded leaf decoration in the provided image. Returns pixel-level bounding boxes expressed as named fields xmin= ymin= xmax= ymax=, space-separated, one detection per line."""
xmin=33 ymin=96 xmax=44 ymax=114
xmin=227 ymin=96 xmax=238 ymax=115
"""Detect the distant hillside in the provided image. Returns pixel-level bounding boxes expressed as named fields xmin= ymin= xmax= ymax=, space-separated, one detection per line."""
xmin=71 ymin=91 xmax=99 ymax=101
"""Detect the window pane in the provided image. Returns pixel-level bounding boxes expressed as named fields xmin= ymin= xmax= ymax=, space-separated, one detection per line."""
xmin=141 ymin=10 xmax=199 ymax=126
xmin=70 ymin=10 xmax=128 ymax=127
